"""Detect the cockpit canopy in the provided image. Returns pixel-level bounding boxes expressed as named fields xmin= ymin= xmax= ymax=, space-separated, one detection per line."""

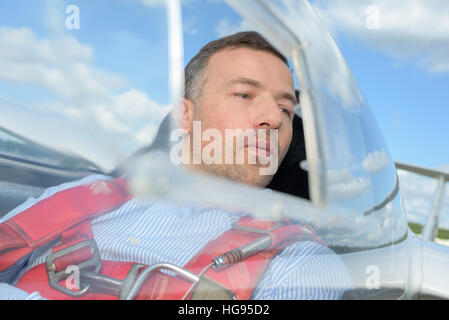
xmin=0 ymin=0 xmax=409 ymax=294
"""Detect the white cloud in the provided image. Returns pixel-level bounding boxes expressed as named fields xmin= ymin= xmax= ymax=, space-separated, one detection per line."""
xmin=398 ymin=168 xmax=449 ymax=229
xmin=0 ymin=26 xmax=170 ymax=170
xmin=439 ymin=165 xmax=449 ymax=174
xmin=328 ymin=177 xmax=371 ymax=200
xmin=141 ymin=0 xmax=166 ymax=7
xmin=140 ymin=0 xmax=205 ymax=8
xmin=327 ymin=168 xmax=371 ymax=199
xmin=0 ymin=27 xmax=126 ymax=103
xmin=311 ymin=0 xmax=449 ymax=73
xmin=398 ymin=169 xmax=437 ymax=197
xmin=183 ymin=17 xmax=199 ymax=35
xmin=215 ymin=18 xmax=254 ymax=38
xmin=363 ymin=149 xmax=389 ymax=173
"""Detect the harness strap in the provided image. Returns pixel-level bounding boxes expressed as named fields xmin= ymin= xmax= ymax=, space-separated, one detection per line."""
xmin=15 ymin=216 xmax=323 ymax=300
xmin=190 ymin=221 xmax=323 ymax=300
xmin=0 ymin=178 xmax=131 ymax=272
xmin=132 ymin=219 xmax=323 ymax=300
xmin=3 ymin=178 xmax=324 ymax=300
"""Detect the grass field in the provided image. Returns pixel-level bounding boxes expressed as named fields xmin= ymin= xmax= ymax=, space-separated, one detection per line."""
xmin=408 ymin=222 xmax=449 ymax=239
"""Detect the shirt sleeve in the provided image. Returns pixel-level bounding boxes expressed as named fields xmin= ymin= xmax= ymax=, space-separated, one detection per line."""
xmin=0 ymin=283 xmax=47 ymax=300
xmin=0 ymin=174 xmax=112 ymax=224
xmin=251 ymin=241 xmax=354 ymax=300
xmin=0 ymin=174 xmax=111 ymax=297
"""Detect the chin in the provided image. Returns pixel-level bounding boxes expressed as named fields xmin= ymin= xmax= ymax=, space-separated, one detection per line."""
xmin=241 ymin=172 xmax=274 ymax=188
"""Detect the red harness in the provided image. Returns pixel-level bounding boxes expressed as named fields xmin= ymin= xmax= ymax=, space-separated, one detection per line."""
xmin=0 ymin=178 xmax=323 ymax=300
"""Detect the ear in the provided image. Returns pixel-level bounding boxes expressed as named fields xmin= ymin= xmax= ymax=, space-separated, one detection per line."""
xmin=173 ymin=98 xmax=195 ymax=134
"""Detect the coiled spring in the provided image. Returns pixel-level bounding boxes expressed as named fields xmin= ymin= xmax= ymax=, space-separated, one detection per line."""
xmin=213 ymin=234 xmax=272 ymax=270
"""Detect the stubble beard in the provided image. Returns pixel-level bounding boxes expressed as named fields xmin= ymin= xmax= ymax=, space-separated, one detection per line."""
xmin=190 ymin=160 xmax=274 ymax=188
xmin=187 ymin=101 xmax=275 ymax=187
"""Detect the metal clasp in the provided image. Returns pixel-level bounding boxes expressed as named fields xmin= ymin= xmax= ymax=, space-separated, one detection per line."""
xmin=46 ymin=239 xmax=102 ymax=297
xmin=46 ymin=239 xmax=146 ymax=299
xmin=123 ymin=263 xmax=201 ymax=300
xmin=80 ymin=264 xmax=145 ymax=299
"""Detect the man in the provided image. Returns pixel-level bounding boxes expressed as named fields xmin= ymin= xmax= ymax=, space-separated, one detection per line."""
xmin=0 ymin=31 xmax=352 ymax=300
xmin=179 ymin=31 xmax=295 ymax=187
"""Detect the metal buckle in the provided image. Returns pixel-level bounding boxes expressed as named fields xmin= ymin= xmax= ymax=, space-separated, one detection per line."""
xmin=123 ymin=263 xmax=201 ymax=300
xmin=46 ymin=240 xmax=203 ymax=300
xmin=46 ymin=239 xmax=228 ymax=300
xmin=120 ymin=264 xmax=146 ymax=299
xmin=46 ymin=239 xmax=102 ymax=297
xmin=74 ymin=264 xmax=145 ymax=298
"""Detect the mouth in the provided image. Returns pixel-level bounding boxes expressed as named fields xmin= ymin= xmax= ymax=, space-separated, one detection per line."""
xmin=245 ymin=140 xmax=272 ymax=157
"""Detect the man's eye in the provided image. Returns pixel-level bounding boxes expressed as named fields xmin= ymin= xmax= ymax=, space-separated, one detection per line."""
xmin=281 ymin=107 xmax=292 ymax=117
xmin=235 ymin=93 xmax=251 ymax=100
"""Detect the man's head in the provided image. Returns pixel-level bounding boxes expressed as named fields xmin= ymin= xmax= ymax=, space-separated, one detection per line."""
xmin=179 ymin=31 xmax=296 ymax=187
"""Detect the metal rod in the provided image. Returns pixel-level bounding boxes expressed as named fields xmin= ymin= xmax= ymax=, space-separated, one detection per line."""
xmin=81 ymin=271 xmax=123 ymax=296
xmin=422 ymin=175 xmax=447 ymax=241
xmin=167 ymin=0 xmax=184 ymax=103
xmin=124 ymin=263 xmax=200 ymax=300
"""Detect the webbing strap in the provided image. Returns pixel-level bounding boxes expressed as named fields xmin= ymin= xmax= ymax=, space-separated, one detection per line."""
xmin=8 ymin=179 xmax=323 ymax=300
xmin=0 ymin=178 xmax=131 ymax=272
xmin=188 ymin=220 xmax=321 ymax=300
xmin=188 ymin=277 xmax=236 ymax=300
xmin=133 ymin=219 xmax=321 ymax=300
xmin=15 ymin=217 xmax=322 ymax=300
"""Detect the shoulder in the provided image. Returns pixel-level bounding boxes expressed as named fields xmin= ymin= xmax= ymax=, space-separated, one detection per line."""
xmin=0 ymin=174 xmax=113 ymax=223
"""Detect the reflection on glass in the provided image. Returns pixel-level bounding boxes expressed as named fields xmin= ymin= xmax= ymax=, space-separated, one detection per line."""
xmin=224 ymin=0 xmax=410 ymax=294
xmin=245 ymin=0 xmax=409 ymax=248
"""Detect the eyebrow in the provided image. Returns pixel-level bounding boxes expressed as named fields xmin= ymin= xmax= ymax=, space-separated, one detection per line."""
xmin=277 ymin=92 xmax=298 ymax=107
xmin=224 ymin=77 xmax=264 ymax=89
xmin=224 ymin=77 xmax=298 ymax=106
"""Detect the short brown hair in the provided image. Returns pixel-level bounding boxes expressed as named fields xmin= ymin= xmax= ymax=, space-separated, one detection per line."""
xmin=184 ymin=31 xmax=289 ymax=103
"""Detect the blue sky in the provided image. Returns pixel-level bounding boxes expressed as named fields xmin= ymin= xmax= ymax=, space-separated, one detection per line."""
xmin=308 ymin=0 xmax=449 ymax=227
xmin=183 ymin=0 xmax=449 ymax=171
xmin=3 ymin=0 xmax=446 ymax=170
xmin=0 ymin=0 xmax=169 ymax=103
xmin=309 ymin=0 xmax=449 ymax=171
xmin=0 ymin=0 xmax=449 ymax=168
xmin=337 ymin=35 xmax=449 ymax=227
xmin=337 ymin=33 xmax=449 ymax=169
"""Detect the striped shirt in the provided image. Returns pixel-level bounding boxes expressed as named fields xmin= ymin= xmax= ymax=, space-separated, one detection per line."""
xmin=0 ymin=175 xmax=353 ymax=300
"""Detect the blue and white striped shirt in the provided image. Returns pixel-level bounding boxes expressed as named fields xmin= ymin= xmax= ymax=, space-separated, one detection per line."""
xmin=0 ymin=175 xmax=353 ymax=300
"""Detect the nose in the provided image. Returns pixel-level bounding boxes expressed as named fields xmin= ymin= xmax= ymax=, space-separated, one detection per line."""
xmin=253 ymin=97 xmax=283 ymax=130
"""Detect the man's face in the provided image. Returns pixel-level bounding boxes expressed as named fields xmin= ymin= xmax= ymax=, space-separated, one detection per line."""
xmin=185 ymin=48 xmax=295 ymax=187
